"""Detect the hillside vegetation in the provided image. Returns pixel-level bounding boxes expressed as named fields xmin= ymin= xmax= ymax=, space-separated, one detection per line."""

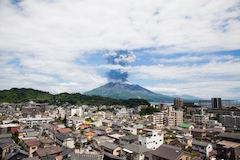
xmin=0 ymin=88 xmax=149 ymax=107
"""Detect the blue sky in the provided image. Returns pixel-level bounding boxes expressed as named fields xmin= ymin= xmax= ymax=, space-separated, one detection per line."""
xmin=0 ymin=0 xmax=240 ymax=99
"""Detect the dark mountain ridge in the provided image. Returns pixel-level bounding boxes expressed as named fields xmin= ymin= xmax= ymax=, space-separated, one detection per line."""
xmin=85 ymin=82 xmax=174 ymax=102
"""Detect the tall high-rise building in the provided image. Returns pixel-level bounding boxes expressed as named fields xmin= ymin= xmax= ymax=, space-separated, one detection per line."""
xmin=211 ymin=98 xmax=222 ymax=109
xmin=174 ymin=98 xmax=184 ymax=108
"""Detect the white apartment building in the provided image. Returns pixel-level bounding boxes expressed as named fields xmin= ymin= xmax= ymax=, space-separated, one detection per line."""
xmin=71 ymin=107 xmax=83 ymax=117
xmin=57 ymin=107 xmax=66 ymax=120
xmin=19 ymin=117 xmax=54 ymax=128
xmin=138 ymin=129 xmax=164 ymax=150
xmin=67 ymin=116 xmax=84 ymax=128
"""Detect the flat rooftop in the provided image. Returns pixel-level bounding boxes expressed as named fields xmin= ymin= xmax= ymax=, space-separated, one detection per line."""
xmin=217 ymin=140 xmax=240 ymax=148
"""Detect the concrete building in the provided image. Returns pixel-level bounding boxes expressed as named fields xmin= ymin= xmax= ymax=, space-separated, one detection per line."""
xmin=70 ymin=107 xmax=83 ymax=117
xmin=149 ymin=107 xmax=183 ymax=129
xmin=22 ymin=106 xmax=41 ymax=118
xmin=219 ymin=112 xmax=240 ymax=129
xmin=57 ymin=107 xmax=66 ymax=120
xmin=149 ymin=113 xmax=164 ymax=129
xmin=174 ymin=98 xmax=184 ymax=108
xmin=138 ymin=129 xmax=164 ymax=150
xmin=19 ymin=117 xmax=54 ymax=128
xmin=211 ymin=98 xmax=222 ymax=109
xmin=192 ymin=109 xmax=209 ymax=125
xmin=66 ymin=116 xmax=84 ymax=128
xmin=174 ymin=110 xmax=184 ymax=125
xmin=192 ymin=140 xmax=213 ymax=157
xmin=166 ymin=107 xmax=183 ymax=127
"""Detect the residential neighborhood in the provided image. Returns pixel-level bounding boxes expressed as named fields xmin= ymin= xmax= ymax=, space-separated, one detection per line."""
xmin=0 ymin=98 xmax=240 ymax=160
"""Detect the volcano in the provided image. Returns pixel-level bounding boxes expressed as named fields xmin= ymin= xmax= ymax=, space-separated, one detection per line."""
xmin=84 ymin=82 xmax=174 ymax=102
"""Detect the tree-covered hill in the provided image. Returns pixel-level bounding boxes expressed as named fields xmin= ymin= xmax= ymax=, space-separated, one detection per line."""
xmin=0 ymin=88 xmax=149 ymax=107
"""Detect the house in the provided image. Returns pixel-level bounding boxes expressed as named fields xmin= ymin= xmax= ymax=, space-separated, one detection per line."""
xmin=123 ymin=127 xmax=137 ymax=135
xmin=61 ymin=146 xmax=73 ymax=159
xmin=119 ymin=135 xmax=138 ymax=145
xmin=34 ymin=146 xmax=63 ymax=160
xmin=147 ymin=144 xmax=191 ymax=160
xmin=66 ymin=116 xmax=84 ymax=128
xmin=39 ymin=138 xmax=55 ymax=148
xmin=122 ymin=143 xmax=150 ymax=160
xmin=100 ymin=141 xmax=121 ymax=157
xmin=192 ymin=140 xmax=213 ymax=157
xmin=92 ymin=136 xmax=115 ymax=145
xmin=84 ymin=131 xmax=96 ymax=140
xmin=55 ymin=133 xmax=75 ymax=149
xmin=177 ymin=123 xmax=194 ymax=131
xmin=57 ymin=128 xmax=72 ymax=134
xmin=138 ymin=129 xmax=164 ymax=150
xmin=23 ymin=139 xmax=40 ymax=157
xmin=5 ymin=150 xmax=29 ymax=160
xmin=102 ymin=120 xmax=113 ymax=127
xmin=216 ymin=140 xmax=240 ymax=160
xmin=0 ymin=124 xmax=20 ymax=134
xmin=0 ymin=135 xmax=20 ymax=159
xmin=98 ymin=126 xmax=113 ymax=134
xmin=69 ymin=152 xmax=103 ymax=160
xmin=191 ymin=128 xmax=206 ymax=140
xmin=18 ymin=129 xmax=36 ymax=139
xmin=218 ymin=132 xmax=240 ymax=143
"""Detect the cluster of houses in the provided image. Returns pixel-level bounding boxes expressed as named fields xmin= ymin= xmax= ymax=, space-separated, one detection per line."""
xmin=0 ymin=101 xmax=240 ymax=160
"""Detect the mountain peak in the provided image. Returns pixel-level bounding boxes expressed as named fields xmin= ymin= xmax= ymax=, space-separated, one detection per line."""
xmin=85 ymin=82 xmax=173 ymax=102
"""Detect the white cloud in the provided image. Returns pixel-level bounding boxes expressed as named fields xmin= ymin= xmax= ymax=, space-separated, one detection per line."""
xmin=153 ymin=54 xmax=239 ymax=64
xmin=0 ymin=0 xmax=240 ymax=55
xmin=0 ymin=0 xmax=240 ymax=96
xmin=131 ymin=60 xmax=240 ymax=99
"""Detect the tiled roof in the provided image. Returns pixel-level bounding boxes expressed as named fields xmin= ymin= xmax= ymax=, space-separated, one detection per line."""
xmin=123 ymin=143 xmax=150 ymax=154
xmin=192 ymin=140 xmax=210 ymax=147
xmin=36 ymin=146 xmax=62 ymax=157
xmin=100 ymin=141 xmax=119 ymax=150
xmin=24 ymin=139 xmax=39 ymax=147
xmin=150 ymin=144 xmax=184 ymax=160
xmin=58 ymin=128 xmax=72 ymax=133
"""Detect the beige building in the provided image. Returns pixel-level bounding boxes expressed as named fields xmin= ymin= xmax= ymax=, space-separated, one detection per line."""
xmin=150 ymin=107 xmax=183 ymax=128
xmin=24 ymin=139 xmax=39 ymax=157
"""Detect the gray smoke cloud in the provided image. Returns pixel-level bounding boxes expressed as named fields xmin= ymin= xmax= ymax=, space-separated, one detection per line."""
xmin=104 ymin=50 xmax=136 ymax=82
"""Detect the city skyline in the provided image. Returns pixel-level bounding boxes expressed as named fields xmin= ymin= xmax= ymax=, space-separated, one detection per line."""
xmin=0 ymin=0 xmax=240 ymax=99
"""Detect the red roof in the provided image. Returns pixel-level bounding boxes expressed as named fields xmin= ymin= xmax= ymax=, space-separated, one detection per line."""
xmin=57 ymin=128 xmax=72 ymax=133
xmin=24 ymin=139 xmax=39 ymax=147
